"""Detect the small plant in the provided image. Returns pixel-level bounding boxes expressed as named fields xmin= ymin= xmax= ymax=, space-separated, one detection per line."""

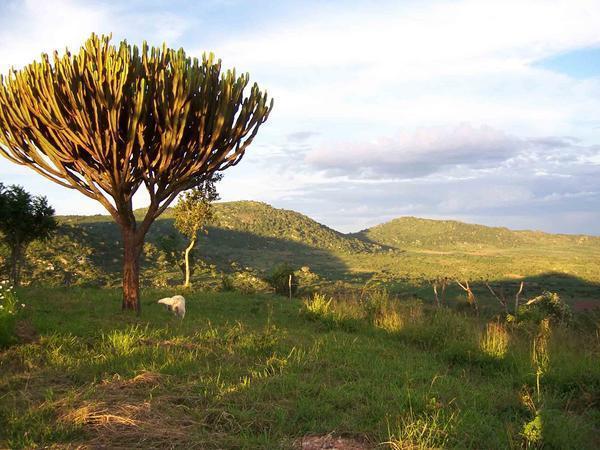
xmin=386 ymin=393 xmax=458 ymax=449
xmin=361 ymin=287 xmax=391 ymax=324
xmin=520 ymin=291 xmax=572 ymax=325
xmin=101 ymin=325 xmax=148 ymax=356
xmin=269 ymin=263 xmax=298 ymax=297
xmin=480 ymin=321 xmax=509 ymax=359
xmin=377 ymin=310 xmax=405 ymax=333
xmin=518 ymin=318 xmax=552 ymax=447
xmin=521 ymin=413 xmax=543 ymax=447
xmin=532 ymin=318 xmax=551 ymax=402
xmin=0 ymin=280 xmax=23 ymax=347
xmin=303 ymin=293 xmax=332 ymax=318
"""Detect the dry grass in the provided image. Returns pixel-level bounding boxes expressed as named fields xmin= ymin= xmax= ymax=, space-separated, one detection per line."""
xmin=55 ymin=371 xmax=203 ymax=449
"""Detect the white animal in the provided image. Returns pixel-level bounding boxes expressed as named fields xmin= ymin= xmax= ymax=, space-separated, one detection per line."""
xmin=157 ymin=295 xmax=186 ymax=318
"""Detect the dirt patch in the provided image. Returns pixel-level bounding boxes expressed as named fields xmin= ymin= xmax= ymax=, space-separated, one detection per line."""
xmin=573 ymin=300 xmax=600 ymax=312
xmin=504 ymin=273 xmax=524 ymax=279
xmin=297 ymin=434 xmax=372 ymax=450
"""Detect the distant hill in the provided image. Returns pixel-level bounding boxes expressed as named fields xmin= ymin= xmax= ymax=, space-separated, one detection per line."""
xmin=62 ymin=200 xmax=383 ymax=254
xmin=354 ymin=216 xmax=600 ymax=250
xmin=54 ymin=201 xmax=385 ymax=280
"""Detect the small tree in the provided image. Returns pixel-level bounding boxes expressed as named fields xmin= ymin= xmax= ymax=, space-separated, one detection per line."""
xmin=0 ymin=34 xmax=272 ymax=313
xmin=173 ymin=175 xmax=221 ymax=287
xmin=0 ymin=184 xmax=57 ymax=286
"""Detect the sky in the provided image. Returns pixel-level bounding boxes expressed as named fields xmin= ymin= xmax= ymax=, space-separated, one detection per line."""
xmin=1 ymin=0 xmax=600 ymax=235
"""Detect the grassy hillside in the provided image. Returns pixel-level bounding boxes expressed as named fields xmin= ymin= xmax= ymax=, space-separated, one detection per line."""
xmin=2 ymin=201 xmax=599 ymax=307
xmin=54 ymin=201 xmax=384 ymax=282
xmin=1 ymin=287 xmax=598 ymax=448
xmin=356 ymin=216 xmax=600 ymax=251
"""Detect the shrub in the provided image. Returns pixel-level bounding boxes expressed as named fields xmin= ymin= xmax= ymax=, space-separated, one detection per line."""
xmin=519 ymin=291 xmax=572 ymax=325
xmin=268 ymin=263 xmax=298 ymax=297
xmin=0 ymin=280 xmax=22 ymax=347
xmin=361 ymin=287 xmax=391 ymax=324
xmin=229 ymin=270 xmax=272 ymax=295
xmin=294 ymin=266 xmax=322 ymax=296
xmin=302 ymin=293 xmax=332 ymax=319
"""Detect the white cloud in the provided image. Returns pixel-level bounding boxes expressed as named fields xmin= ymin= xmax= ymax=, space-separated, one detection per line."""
xmin=1 ymin=0 xmax=600 ymax=234
xmin=306 ymin=124 xmax=518 ymax=177
xmin=0 ymin=0 xmax=107 ymax=73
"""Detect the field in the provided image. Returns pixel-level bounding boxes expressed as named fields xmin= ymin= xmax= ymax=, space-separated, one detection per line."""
xmin=1 ymin=202 xmax=600 ymax=448
xmin=1 ymin=287 xmax=599 ymax=448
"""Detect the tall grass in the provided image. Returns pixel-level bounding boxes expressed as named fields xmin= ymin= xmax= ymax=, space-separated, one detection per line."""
xmin=480 ymin=321 xmax=510 ymax=359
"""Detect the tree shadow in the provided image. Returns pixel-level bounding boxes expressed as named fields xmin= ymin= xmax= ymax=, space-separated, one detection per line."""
xmin=148 ymin=218 xmax=352 ymax=279
xmin=406 ymin=272 xmax=600 ymax=312
xmin=69 ymin=217 xmax=353 ymax=280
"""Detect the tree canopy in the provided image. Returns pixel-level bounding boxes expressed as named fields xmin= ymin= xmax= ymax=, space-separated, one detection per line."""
xmin=0 ymin=34 xmax=273 ymax=312
xmin=0 ymin=184 xmax=57 ymax=285
xmin=174 ymin=175 xmax=221 ymax=287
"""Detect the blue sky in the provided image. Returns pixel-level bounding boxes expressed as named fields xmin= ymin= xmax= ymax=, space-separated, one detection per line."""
xmin=1 ymin=0 xmax=600 ymax=234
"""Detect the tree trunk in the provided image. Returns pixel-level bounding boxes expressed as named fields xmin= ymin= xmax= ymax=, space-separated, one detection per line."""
xmin=121 ymin=227 xmax=143 ymax=314
xmin=184 ymin=236 xmax=196 ymax=288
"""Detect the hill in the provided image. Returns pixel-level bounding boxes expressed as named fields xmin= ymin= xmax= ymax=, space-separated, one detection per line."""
xmin=3 ymin=201 xmax=600 ymax=301
xmin=355 ymin=216 xmax=600 ymax=250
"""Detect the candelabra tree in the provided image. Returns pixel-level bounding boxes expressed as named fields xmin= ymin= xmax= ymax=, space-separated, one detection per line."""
xmin=0 ymin=34 xmax=273 ymax=314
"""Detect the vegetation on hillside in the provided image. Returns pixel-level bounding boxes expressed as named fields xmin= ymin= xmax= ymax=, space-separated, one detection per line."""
xmin=0 ymin=201 xmax=599 ymax=313
xmin=357 ymin=216 xmax=600 ymax=251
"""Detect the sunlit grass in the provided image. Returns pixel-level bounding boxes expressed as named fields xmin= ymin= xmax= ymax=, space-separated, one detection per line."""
xmin=0 ymin=287 xmax=598 ymax=448
xmin=480 ymin=321 xmax=509 ymax=359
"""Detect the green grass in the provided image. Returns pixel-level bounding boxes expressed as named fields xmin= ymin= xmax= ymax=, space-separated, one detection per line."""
xmin=1 ymin=287 xmax=598 ymax=448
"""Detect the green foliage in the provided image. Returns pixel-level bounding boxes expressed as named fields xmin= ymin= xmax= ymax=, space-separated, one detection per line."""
xmin=361 ymin=287 xmax=392 ymax=324
xmin=146 ymin=233 xmax=186 ymax=275
xmin=480 ymin=321 xmax=510 ymax=359
xmin=519 ymin=291 xmax=573 ymax=325
xmin=521 ymin=413 xmax=543 ymax=446
xmin=302 ymin=292 xmax=333 ymax=319
xmin=213 ymin=201 xmax=381 ymax=254
xmin=268 ymin=263 xmax=298 ymax=296
xmin=387 ymin=406 xmax=458 ymax=449
xmin=226 ymin=269 xmax=272 ymax=295
xmin=173 ymin=176 xmax=221 ymax=240
xmin=0 ymin=184 xmax=57 ymax=286
xmin=4 ymin=200 xmax=600 ymax=318
xmin=25 ymin=225 xmax=104 ymax=287
xmin=358 ymin=215 xmax=600 ymax=251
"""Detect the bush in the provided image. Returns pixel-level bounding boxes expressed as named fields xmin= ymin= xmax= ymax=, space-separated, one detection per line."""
xmin=294 ymin=266 xmax=322 ymax=296
xmin=0 ymin=280 xmax=22 ymax=347
xmin=361 ymin=287 xmax=391 ymax=324
xmin=302 ymin=292 xmax=332 ymax=319
xmin=268 ymin=263 xmax=298 ymax=297
xmin=519 ymin=291 xmax=573 ymax=325
xmin=230 ymin=270 xmax=272 ymax=295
